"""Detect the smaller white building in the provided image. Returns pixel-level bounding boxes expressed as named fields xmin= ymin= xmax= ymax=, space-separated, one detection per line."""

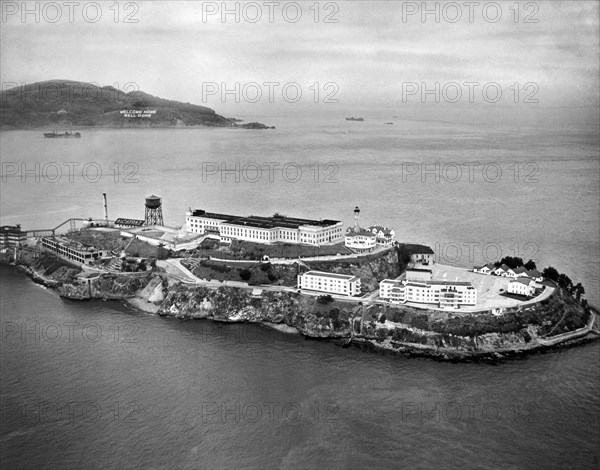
xmin=298 ymin=270 xmax=361 ymax=297
xmin=344 ymin=228 xmax=377 ymax=252
xmin=512 ymin=266 xmax=528 ymax=277
xmin=368 ymin=225 xmax=395 ymax=246
xmin=473 ymin=263 xmax=495 ymax=274
xmin=520 ymin=268 xmax=543 ymax=282
xmin=508 ymin=278 xmax=536 ymax=297
xmin=404 ymin=244 xmax=435 ymax=265
xmin=494 ymin=264 xmax=511 ymax=277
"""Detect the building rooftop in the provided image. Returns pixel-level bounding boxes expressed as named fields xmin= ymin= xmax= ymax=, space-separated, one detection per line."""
xmin=404 ymin=280 xmax=474 ymax=288
xmin=346 ymin=227 xmax=376 ymax=237
xmin=1 ymin=225 xmax=24 ymax=233
xmin=381 ymin=279 xmax=404 ymax=286
xmin=191 ymin=209 xmax=340 ymax=230
xmin=403 ymin=244 xmax=435 ymax=255
xmin=474 ymin=263 xmax=496 ymax=270
xmin=511 ymin=278 xmax=534 ymax=285
xmin=114 ymin=218 xmax=145 ymax=227
xmin=369 ymin=225 xmax=394 ymax=236
xmin=44 ymin=236 xmax=101 ymax=253
xmin=303 ymin=270 xmax=359 ymax=281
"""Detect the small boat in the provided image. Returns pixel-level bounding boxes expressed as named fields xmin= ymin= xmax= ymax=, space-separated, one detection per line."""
xmin=44 ymin=130 xmax=81 ymax=138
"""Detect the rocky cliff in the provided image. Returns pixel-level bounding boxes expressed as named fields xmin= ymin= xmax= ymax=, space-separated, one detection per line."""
xmin=306 ymin=248 xmax=402 ymax=291
xmin=9 ymin=249 xmax=597 ymax=361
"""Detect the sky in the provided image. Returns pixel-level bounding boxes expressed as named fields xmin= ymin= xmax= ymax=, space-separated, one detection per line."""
xmin=1 ymin=1 xmax=599 ymax=124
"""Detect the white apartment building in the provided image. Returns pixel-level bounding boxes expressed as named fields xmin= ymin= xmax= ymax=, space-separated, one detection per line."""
xmin=298 ymin=270 xmax=361 ymax=297
xmin=379 ymin=279 xmax=405 ymax=303
xmin=508 ymin=278 xmax=536 ymax=297
xmin=185 ymin=209 xmax=343 ymax=246
xmin=379 ymin=279 xmax=477 ymax=309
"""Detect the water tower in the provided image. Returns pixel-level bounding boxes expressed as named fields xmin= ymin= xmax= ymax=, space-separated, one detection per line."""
xmin=145 ymin=195 xmax=164 ymax=226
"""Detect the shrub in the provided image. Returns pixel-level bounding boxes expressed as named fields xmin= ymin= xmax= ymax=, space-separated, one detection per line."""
xmin=376 ymin=328 xmax=388 ymax=342
xmin=317 ymin=295 xmax=334 ymax=304
xmin=387 ymin=310 xmax=405 ymax=323
xmin=260 ymin=263 xmax=271 ymax=272
xmin=379 ymin=314 xmax=387 ymax=324
xmin=239 ymin=269 xmax=252 ymax=281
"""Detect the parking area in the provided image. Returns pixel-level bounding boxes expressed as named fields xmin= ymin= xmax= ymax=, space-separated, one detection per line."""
xmin=427 ymin=264 xmax=553 ymax=312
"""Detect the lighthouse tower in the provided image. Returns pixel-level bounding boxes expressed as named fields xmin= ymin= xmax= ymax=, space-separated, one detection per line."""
xmin=353 ymin=206 xmax=360 ymax=231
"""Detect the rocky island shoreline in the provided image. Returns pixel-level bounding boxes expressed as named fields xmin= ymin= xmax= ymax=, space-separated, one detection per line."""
xmin=3 ymin=247 xmax=598 ymax=364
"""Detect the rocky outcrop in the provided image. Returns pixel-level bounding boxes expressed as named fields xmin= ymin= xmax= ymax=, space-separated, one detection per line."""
xmin=155 ymin=283 xmax=354 ymax=338
xmin=306 ymin=249 xmax=401 ymax=291
xmin=8 ymin=248 xmax=597 ymax=362
xmin=58 ymin=273 xmax=152 ymax=300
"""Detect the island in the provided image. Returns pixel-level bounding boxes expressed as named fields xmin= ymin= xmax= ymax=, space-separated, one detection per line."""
xmin=0 ymin=80 xmax=274 ymax=130
xmin=1 ymin=198 xmax=598 ymax=363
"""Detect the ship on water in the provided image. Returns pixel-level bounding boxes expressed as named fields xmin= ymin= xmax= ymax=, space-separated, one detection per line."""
xmin=345 ymin=116 xmax=364 ymax=121
xmin=44 ymin=130 xmax=81 ymax=138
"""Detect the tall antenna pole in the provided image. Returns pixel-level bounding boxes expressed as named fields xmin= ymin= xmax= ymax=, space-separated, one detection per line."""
xmin=103 ymin=193 xmax=108 ymax=223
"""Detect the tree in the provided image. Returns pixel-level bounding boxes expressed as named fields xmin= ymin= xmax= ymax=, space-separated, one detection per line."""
xmin=317 ymin=294 xmax=334 ymax=304
xmin=379 ymin=314 xmax=387 ymax=324
xmin=239 ymin=269 xmax=252 ymax=281
xmin=573 ymin=283 xmax=585 ymax=302
xmin=376 ymin=328 xmax=388 ymax=342
xmin=542 ymin=266 xmax=559 ymax=282
xmin=259 ymin=262 xmax=271 ymax=272
xmin=524 ymin=259 xmax=537 ymax=270
xmin=499 ymin=256 xmax=524 ymax=269
xmin=557 ymin=273 xmax=572 ymax=290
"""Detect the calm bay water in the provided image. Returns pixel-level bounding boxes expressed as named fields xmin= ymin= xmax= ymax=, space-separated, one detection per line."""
xmin=1 ymin=267 xmax=599 ymax=469
xmin=1 ymin=119 xmax=598 ymax=303
xmin=1 ymin=119 xmax=599 ymax=469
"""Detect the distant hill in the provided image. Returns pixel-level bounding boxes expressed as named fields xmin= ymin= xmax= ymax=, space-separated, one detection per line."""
xmin=0 ymin=80 xmax=241 ymax=129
